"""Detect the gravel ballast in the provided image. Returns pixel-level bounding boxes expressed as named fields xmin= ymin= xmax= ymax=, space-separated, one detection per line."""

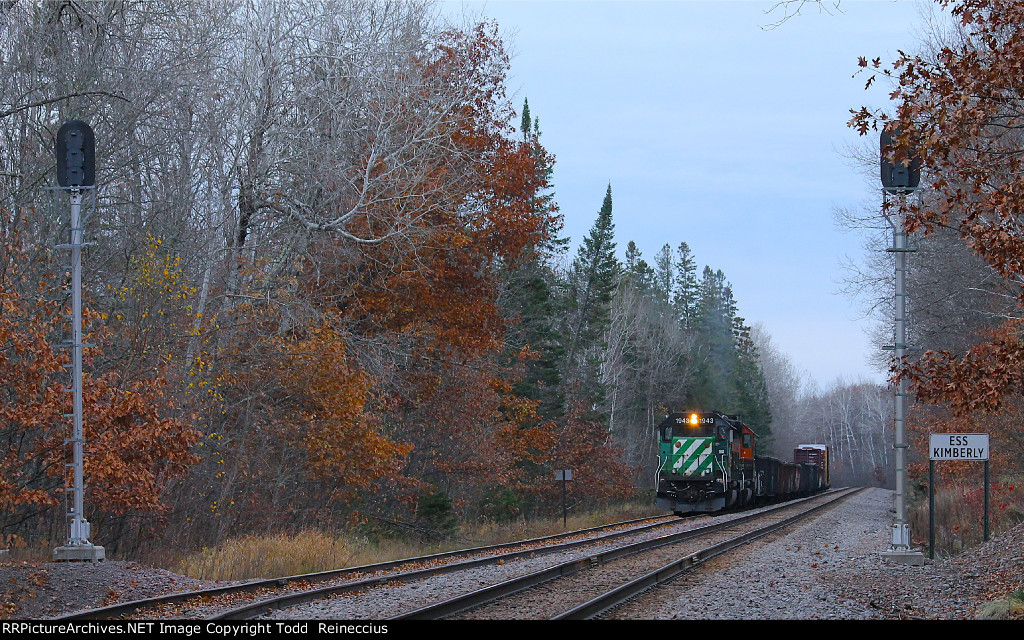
xmin=613 ymin=487 xmax=1024 ymax=620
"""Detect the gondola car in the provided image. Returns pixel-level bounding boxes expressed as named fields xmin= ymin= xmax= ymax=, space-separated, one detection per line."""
xmin=656 ymin=411 xmax=829 ymax=516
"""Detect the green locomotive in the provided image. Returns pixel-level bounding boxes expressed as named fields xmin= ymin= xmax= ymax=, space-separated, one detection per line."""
xmin=656 ymin=411 xmax=828 ymax=516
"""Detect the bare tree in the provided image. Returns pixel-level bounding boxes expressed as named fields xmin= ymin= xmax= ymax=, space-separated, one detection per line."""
xmin=749 ymin=322 xmax=807 ymax=456
xmin=762 ymin=0 xmax=842 ymax=30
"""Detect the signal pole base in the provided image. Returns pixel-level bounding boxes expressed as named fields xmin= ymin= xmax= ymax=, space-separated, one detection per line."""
xmin=880 ymin=549 xmax=925 ymax=565
xmin=880 ymin=521 xmax=925 ymax=565
xmin=53 ymin=544 xmax=105 ymax=562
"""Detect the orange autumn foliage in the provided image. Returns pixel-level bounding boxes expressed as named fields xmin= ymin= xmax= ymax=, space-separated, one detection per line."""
xmin=545 ymin=404 xmax=638 ymax=504
xmin=274 ymin=21 xmax=571 ymax=510
xmin=849 ymin=1 xmax=1024 ymax=492
xmin=851 ymin=1 xmax=1024 ymax=417
xmin=339 ymin=27 xmax=571 ymax=503
xmin=0 ymin=262 xmax=65 ymax=510
xmin=76 ymin=372 xmax=199 ymax=513
xmin=277 ymin=321 xmax=411 ymax=491
xmin=0 ymin=240 xmax=197 ymax=518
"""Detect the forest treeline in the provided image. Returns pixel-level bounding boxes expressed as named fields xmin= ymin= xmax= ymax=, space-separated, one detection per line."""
xmin=0 ymin=0 xmax=792 ymax=555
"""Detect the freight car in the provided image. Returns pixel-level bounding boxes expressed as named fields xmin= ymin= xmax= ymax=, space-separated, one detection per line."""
xmin=656 ymin=411 xmax=829 ymax=516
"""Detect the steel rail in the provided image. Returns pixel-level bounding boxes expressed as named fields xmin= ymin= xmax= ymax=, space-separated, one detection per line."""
xmin=55 ymin=513 xmax=673 ymax=621
xmin=207 ymin=513 xmax=692 ymax=620
xmin=555 ymin=487 xmax=864 ymax=619
xmin=391 ymin=488 xmax=856 ymax=620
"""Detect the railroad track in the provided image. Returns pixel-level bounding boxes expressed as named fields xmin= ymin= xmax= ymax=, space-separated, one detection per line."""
xmin=213 ymin=488 xmax=856 ymax=620
xmin=60 ymin=489 xmax=858 ymax=620
xmin=395 ymin=487 xmax=862 ymax=620
xmin=56 ymin=513 xmax=680 ymax=620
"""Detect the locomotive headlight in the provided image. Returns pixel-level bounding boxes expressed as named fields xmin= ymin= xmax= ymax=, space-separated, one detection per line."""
xmin=689 ymin=413 xmax=699 ymax=426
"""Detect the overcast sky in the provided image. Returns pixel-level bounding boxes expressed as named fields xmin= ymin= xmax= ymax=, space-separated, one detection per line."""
xmin=440 ymin=0 xmax=932 ymax=388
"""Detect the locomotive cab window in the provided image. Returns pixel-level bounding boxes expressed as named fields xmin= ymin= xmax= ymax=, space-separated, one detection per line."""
xmin=660 ymin=414 xmax=716 ymax=441
xmin=667 ymin=422 xmax=715 ymax=439
xmin=742 ymin=433 xmax=752 ymax=449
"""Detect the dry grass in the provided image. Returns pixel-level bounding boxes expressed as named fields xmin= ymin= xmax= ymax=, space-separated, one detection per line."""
xmin=976 ymin=587 xmax=1024 ymax=620
xmin=174 ymin=501 xmax=662 ymax=581
xmin=461 ymin=502 xmax=661 ymax=546
xmin=908 ymin=478 xmax=1024 ymax=558
xmin=1 ymin=536 xmax=57 ymax=563
xmin=175 ymin=530 xmax=358 ymax=581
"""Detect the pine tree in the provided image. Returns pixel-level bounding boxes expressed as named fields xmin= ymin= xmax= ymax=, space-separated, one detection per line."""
xmin=685 ymin=266 xmax=773 ymax=443
xmin=622 ymin=241 xmax=654 ymax=293
xmin=652 ymin=244 xmax=674 ymax=308
xmin=563 ymin=184 xmax=619 ymax=404
xmin=520 ymin=97 xmax=532 ymax=142
xmin=505 ymin=257 xmax=567 ymax=421
xmin=624 ymin=240 xmax=641 ymax=273
xmin=689 ymin=267 xmax=737 ymax=411
xmin=731 ymin=313 xmax=773 ymax=448
xmin=673 ymin=242 xmax=699 ymax=328
xmin=501 ymin=97 xmax=566 ymax=421
xmin=518 ymin=98 xmax=562 ymax=254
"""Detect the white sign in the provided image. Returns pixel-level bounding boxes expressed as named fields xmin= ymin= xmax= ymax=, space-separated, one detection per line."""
xmin=929 ymin=433 xmax=989 ymax=461
xmin=555 ymin=469 xmax=573 ymax=481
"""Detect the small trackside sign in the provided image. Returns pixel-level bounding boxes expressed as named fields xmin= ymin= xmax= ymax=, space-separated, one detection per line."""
xmin=929 ymin=433 xmax=989 ymax=461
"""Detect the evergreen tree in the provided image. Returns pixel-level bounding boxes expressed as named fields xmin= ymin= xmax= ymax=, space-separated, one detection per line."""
xmin=685 ymin=266 xmax=773 ymax=444
xmin=520 ymin=97 xmax=532 ymax=142
xmin=624 ymin=240 xmax=641 ymax=273
xmin=622 ymin=241 xmax=654 ymax=293
xmin=563 ymin=184 xmax=619 ymax=405
xmin=689 ymin=267 xmax=737 ymax=411
xmin=731 ymin=314 xmax=773 ymax=449
xmin=652 ymin=244 xmax=674 ymax=308
xmin=504 ymin=257 xmax=567 ymax=421
xmin=519 ymin=98 xmax=562 ymax=253
xmin=500 ymin=98 xmax=566 ymax=421
xmin=673 ymin=242 xmax=700 ymax=328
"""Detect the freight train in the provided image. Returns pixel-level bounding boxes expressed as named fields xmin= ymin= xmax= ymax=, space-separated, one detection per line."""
xmin=656 ymin=411 xmax=829 ymax=516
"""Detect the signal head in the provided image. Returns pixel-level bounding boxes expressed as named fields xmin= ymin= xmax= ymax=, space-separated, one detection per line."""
xmin=55 ymin=120 xmax=95 ymax=188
